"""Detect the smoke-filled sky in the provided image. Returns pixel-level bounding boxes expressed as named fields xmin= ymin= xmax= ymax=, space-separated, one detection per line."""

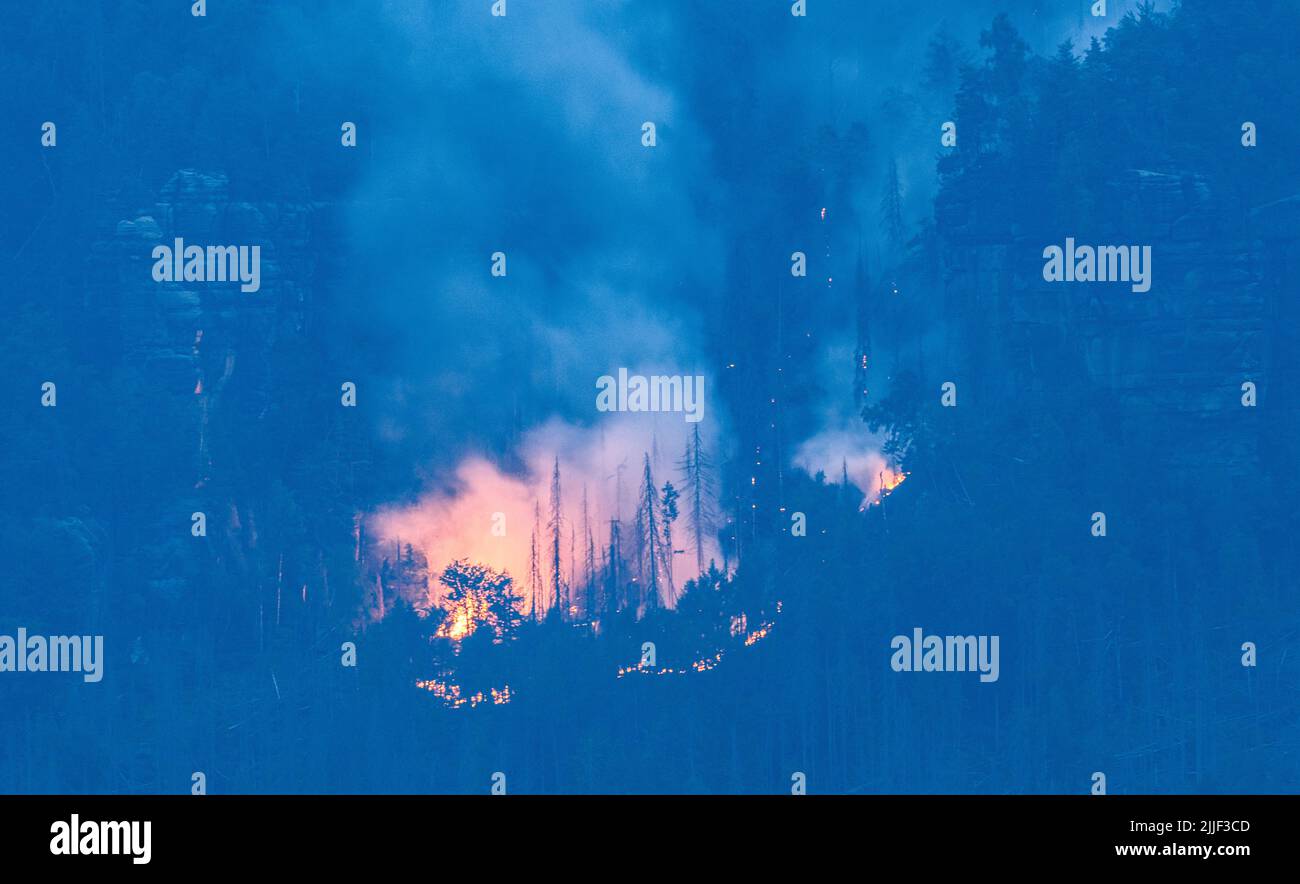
xmin=256 ymin=0 xmax=1171 ymax=598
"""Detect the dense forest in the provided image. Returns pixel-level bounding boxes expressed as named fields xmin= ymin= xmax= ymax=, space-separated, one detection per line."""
xmin=2 ymin=0 xmax=1296 ymax=793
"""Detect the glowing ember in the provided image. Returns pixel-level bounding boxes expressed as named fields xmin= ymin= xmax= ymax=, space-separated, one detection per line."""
xmin=417 ymin=678 xmax=514 ymax=709
xmin=618 ymin=651 xmax=724 ymax=678
xmin=619 ymin=604 xmax=781 ymax=677
xmin=865 ymin=467 xmax=908 ymax=508
xmin=743 ymin=621 xmax=774 ymax=647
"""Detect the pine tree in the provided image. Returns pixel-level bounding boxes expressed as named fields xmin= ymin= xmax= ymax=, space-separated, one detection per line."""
xmin=581 ymin=485 xmax=596 ymax=618
xmin=548 ymin=457 xmax=563 ymax=620
xmin=529 ymin=501 xmax=542 ymax=622
xmin=568 ymin=525 xmax=577 ymax=619
xmin=922 ymin=24 xmax=967 ymax=94
xmin=604 ymin=518 xmax=622 ymax=617
xmin=881 ymin=157 xmax=906 ymax=250
xmin=678 ymin=425 xmax=717 ymax=576
xmin=638 ymin=454 xmax=661 ymax=614
xmin=659 ymin=481 xmax=680 ymax=606
xmin=632 ymin=487 xmax=646 ymax=586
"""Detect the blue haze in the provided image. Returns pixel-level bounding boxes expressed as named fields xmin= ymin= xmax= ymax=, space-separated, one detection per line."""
xmin=0 ymin=0 xmax=1296 ymax=794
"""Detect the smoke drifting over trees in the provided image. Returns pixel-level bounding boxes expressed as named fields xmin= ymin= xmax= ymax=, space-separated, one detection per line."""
xmin=3 ymin=0 xmax=1294 ymax=796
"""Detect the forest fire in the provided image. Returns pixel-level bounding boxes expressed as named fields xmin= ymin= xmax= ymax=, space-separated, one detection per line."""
xmin=416 ymin=678 xmax=514 ymax=709
xmin=619 ymin=604 xmax=779 ymax=678
xmin=743 ymin=620 xmax=774 ymax=646
xmin=866 ymin=466 xmax=908 ymax=508
xmin=369 ymin=415 xmax=740 ymax=705
xmin=368 ymin=411 xmax=896 ymax=707
xmin=791 ymin=425 xmax=906 ymax=510
xmin=437 ymin=608 xmax=474 ymax=641
xmin=370 ymin=415 xmax=721 ymax=619
xmin=618 ymin=651 xmax=724 ymax=678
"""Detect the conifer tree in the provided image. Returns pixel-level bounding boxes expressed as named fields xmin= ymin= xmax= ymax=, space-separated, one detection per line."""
xmin=581 ymin=485 xmax=596 ymax=617
xmin=881 ymin=156 xmax=906 ymax=250
xmin=548 ymin=458 xmax=564 ymax=620
xmin=660 ymin=481 xmax=680 ymax=606
xmin=604 ymin=518 xmax=622 ymax=617
xmin=637 ymin=454 xmax=661 ymax=614
xmin=678 ymin=425 xmax=716 ymax=576
xmin=529 ymin=501 xmax=542 ymax=621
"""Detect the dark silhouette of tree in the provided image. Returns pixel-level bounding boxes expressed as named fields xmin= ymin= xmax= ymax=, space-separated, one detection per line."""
xmin=880 ymin=156 xmax=906 ymax=250
xmin=603 ymin=518 xmax=623 ymax=618
xmin=678 ymin=425 xmax=716 ymax=577
xmin=548 ymin=458 xmax=564 ymax=620
xmin=581 ymin=485 xmax=596 ymax=618
xmin=922 ymin=23 xmax=968 ymax=94
xmin=438 ymin=559 xmax=521 ymax=642
xmin=529 ymin=501 xmax=542 ymax=621
xmin=659 ymin=480 xmax=680 ymax=606
xmin=636 ymin=454 xmax=661 ymax=615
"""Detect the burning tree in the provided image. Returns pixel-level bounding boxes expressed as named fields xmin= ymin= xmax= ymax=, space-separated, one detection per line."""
xmin=436 ymin=559 xmax=522 ymax=643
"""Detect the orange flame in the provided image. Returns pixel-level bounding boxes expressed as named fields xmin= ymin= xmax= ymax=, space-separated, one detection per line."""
xmin=865 ymin=467 xmax=908 ymax=508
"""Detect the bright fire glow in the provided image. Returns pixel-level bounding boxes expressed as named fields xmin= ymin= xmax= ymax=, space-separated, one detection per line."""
xmin=866 ymin=466 xmax=908 ymax=508
xmin=417 ymin=678 xmax=514 ymax=709
xmin=791 ymin=426 xmax=907 ymax=509
xmin=438 ymin=607 xmax=474 ymax=641
xmin=371 ymin=414 xmax=722 ymax=616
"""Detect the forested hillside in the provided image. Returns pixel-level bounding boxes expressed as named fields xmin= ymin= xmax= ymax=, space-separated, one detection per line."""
xmin=2 ymin=0 xmax=1295 ymax=793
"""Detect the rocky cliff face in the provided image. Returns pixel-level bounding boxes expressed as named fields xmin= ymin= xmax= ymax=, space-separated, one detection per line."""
xmin=94 ymin=170 xmax=317 ymax=483
xmin=81 ymin=168 xmax=341 ymax=637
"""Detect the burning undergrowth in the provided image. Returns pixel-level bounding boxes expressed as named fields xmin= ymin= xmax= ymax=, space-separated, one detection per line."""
xmin=363 ymin=411 xmax=904 ymax=709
